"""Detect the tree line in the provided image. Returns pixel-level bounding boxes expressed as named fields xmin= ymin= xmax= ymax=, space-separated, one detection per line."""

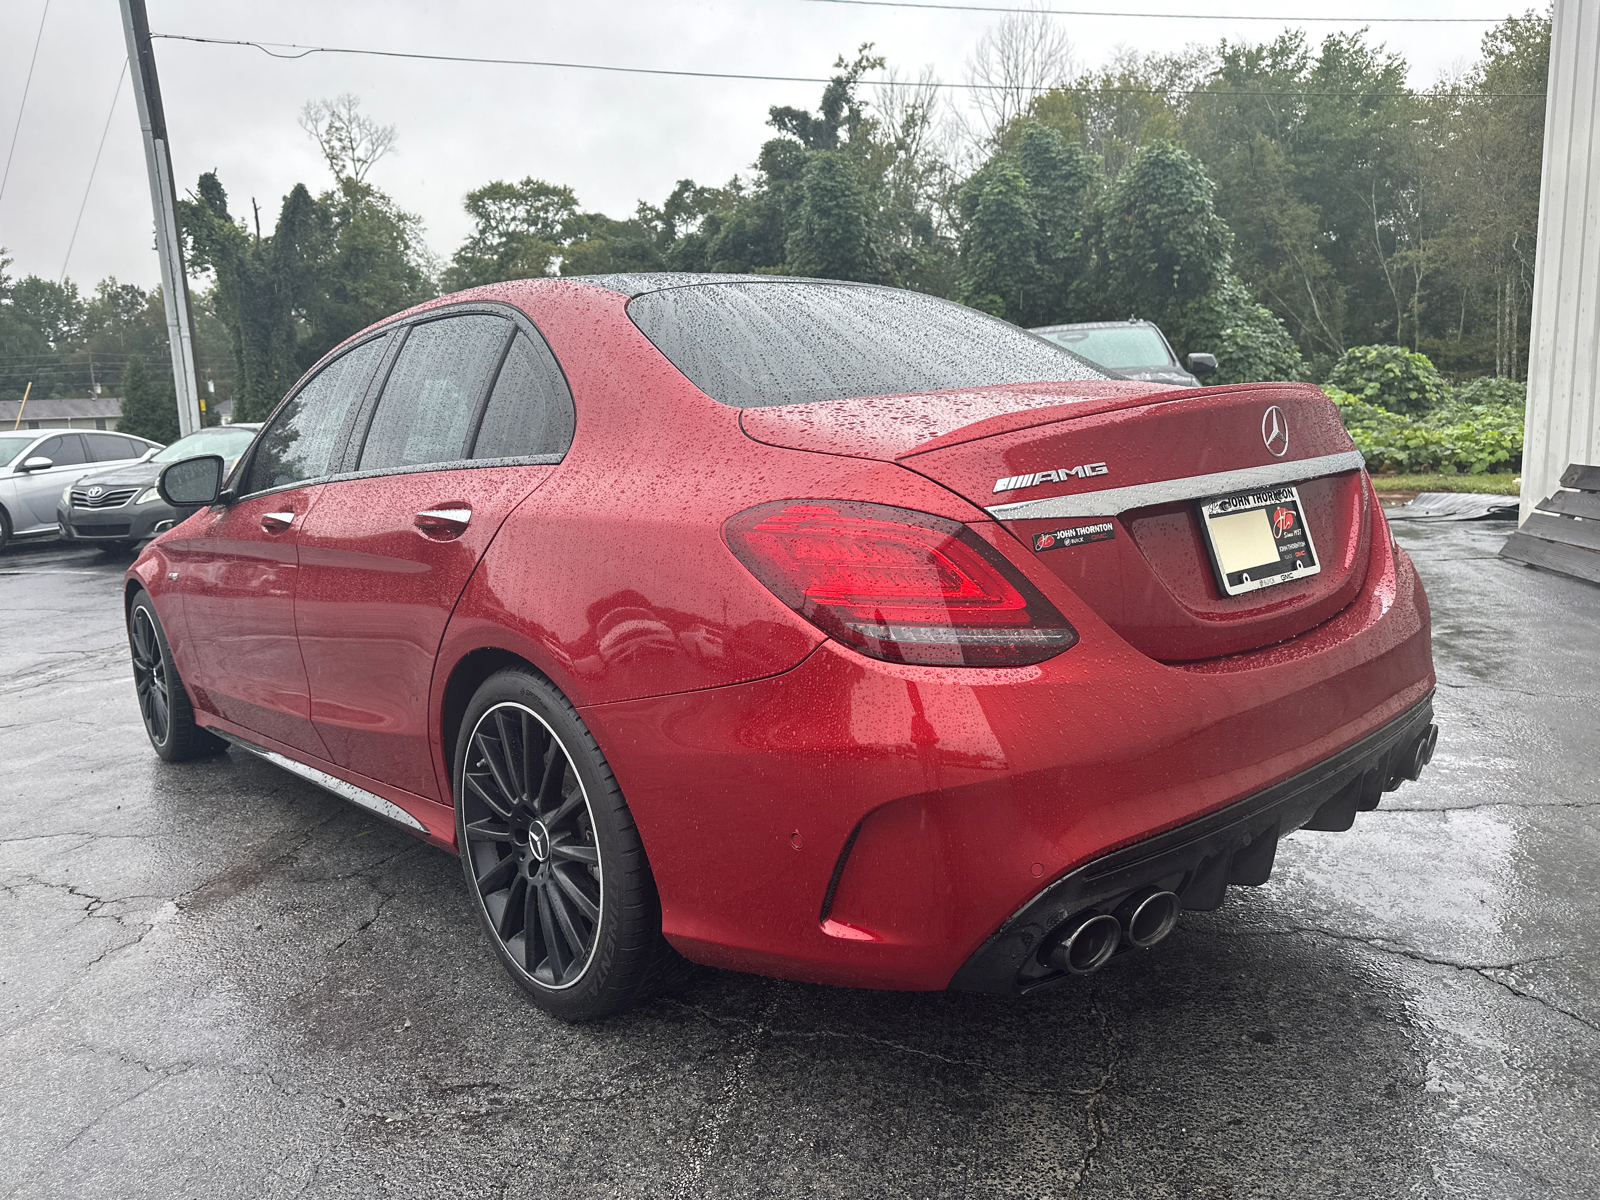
xmin=1 ymin=9 xmax=1549 ymax=432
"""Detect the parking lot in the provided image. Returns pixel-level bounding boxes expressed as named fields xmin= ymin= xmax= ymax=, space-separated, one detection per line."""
xmin=1 ymin=520 xmax=1597 ymax=1199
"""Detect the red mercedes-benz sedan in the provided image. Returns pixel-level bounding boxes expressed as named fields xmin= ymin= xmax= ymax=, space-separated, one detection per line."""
xmin=125 ymin=275 xmax=1437 ymax=1020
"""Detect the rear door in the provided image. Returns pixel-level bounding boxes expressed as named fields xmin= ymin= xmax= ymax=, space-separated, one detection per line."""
xmin=13 ymin=433 xmax=90 ymax=531
xmin=295 ymin=309 xmax=574 ymax=801
xmin=162 ymin=335 xmax=389 ymax=754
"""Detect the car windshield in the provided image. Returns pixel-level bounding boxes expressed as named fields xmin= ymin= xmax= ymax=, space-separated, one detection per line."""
xmin=627 ymin=281 xmax=1112 ymax=408
xmin=0 ymin=434 xmax=38 ymax=468
xmin=150 ymin=427 xmax=257 ymax=463
xmin=1037 ymin=326 xmax=1176 ymax=370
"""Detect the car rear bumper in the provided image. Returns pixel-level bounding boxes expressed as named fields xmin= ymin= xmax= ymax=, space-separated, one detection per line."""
xmin=949 ymin=691 xmax=1436 ymax=995
xmin=582 ymin=513 xmax=1434 ymax=992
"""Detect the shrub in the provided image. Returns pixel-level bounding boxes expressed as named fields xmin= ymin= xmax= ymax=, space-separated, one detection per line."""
xmin=1324 ymin=345 xmax=1448 ymax=417
xmin=1327 ymin=384 xmax=1523 ymax=475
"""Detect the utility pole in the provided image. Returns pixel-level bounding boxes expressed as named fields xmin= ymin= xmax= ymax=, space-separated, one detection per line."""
xmin=119 ymin=0 xmax=202 ymax=437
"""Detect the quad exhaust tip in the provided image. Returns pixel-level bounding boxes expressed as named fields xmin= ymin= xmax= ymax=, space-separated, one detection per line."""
xmin=1043 ymin=890 xmax=1184 ymax=977
xmin=1044 ymin=913 xmax=1122 ymax=975
xmin=1404 ymin=723 xmax=1440 ymax=782
xmin=1115 ymin=888 xmax=1182 ymax=949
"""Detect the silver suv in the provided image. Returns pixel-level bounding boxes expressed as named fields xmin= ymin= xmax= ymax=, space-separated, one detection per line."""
xmin=0 ymin=429 xmax=163 ymax=551
xmin=1031 ymin=319 xmax=1217 ymax=387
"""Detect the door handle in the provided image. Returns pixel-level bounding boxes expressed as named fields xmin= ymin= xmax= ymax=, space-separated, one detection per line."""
xmin=260 ymin=511 xmax=295 ymax=533
xmin=414 ymin=507 xmax=471 ymax=537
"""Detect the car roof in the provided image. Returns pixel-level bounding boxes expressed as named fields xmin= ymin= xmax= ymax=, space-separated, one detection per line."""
xmin=571 ymin=272 xmax=886 ymax=299
xmin=1029 ymin=319 xmax=1161 ymax=333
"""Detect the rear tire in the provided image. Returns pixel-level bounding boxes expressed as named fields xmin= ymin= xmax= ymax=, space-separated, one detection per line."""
xmin=128 ymin=590 xmax=226 ymax=762
xmin=453 ymin=668 xmax=685 ymax=1021
xmin=0 ymin=507 xmax=11 ymax=554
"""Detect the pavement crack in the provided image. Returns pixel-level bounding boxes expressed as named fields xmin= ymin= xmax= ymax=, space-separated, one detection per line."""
xmin=1266 ymin=926 xmax=1600 ymax=1037
xmin=1065 ymin=999 xmax=1124 ymax=1200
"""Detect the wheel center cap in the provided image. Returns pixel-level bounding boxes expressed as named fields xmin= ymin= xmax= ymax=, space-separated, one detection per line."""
xmin=527 ymin=821 xmax=551 ymax=863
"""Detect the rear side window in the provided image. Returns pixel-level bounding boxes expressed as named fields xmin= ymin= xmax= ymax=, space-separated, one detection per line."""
xmin=471 ymin=332 xmax=575 ymax=459
xmin=358 ymin=315 xmax=510 ymax=471
xmin=84 ymin=433 xmax=140 ymax=461
xmin=627 ymin=282 xmax=1112 ymax=408
xmin=36 ymin=434 xmax=88 ymax=466
xmin=243 ymin=336 xmax=386 ymax=494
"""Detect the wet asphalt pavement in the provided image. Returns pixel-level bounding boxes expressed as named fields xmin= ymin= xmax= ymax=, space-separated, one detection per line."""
xmin=1 ymin=521 xmax=1596 ymax=1200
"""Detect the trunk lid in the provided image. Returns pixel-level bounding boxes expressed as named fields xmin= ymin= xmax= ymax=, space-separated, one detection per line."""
xmin=741 ymin=381 xmax=1371 ymax=662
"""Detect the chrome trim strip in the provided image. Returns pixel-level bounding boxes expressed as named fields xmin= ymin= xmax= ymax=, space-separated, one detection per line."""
xmin=209 ymin=730 xmax=428 ymax=832
xmin=984 ymin=450 xmax=1366 ymax=521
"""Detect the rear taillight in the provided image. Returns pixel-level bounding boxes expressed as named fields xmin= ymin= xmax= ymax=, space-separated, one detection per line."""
xmin=724 ymin=500 xmax=1077 ymax=666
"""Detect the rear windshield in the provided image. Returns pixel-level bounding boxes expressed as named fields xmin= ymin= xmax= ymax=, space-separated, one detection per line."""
xmin=1037 ymin=326 xmax=1175 ymax=371
xmin=627 ymin=281 xmax=1113 ymax=408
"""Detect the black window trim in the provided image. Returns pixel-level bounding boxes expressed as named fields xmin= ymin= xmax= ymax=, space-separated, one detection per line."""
xmin=228 ymin=300 xmax=577 ymax=503
xmin=340 ymin=308 xmax=514 ymax=473
xmin=337 ymin=299 xmax=575 ymax=481
xmin=230 ymin=326 xmax=395 ymax=502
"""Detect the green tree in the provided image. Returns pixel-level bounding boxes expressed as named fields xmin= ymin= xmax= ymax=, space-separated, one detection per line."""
xmin=181 ymin=173 xmax=319 ymax=421
xmin=786 ymin=151 xmax=881 ymax=281
xmin=116 ymin=354 xmax=179 ymax=444
xmin=1100 ymin=141 xmax=1232 ymax=327
xmin=442 ymin=178 xmax=579 ymax=288
xmin=958 ymin=159 xmax=1039 ymax=319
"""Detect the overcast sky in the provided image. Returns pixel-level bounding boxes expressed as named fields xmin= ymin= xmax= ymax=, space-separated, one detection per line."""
xmin=0 ymin=0 xmax=1525 ymax=293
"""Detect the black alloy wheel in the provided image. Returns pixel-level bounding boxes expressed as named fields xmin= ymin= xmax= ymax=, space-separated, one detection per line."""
xmin=454 ymin=669 xmax=685 ymax=1020
xmin=127 ymin=591 xmax=225 ymax=762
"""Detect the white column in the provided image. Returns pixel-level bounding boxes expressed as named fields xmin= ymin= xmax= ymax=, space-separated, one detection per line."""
xmin=1522 ymin=0 xmax=1600 ymax=521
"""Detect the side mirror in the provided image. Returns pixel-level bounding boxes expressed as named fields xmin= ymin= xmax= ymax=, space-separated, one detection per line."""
xmin=157 ymin=454 xmax=225 ymax=507
xmin=1186 ymin=353 xmax=1218 ymax=379
xmin=18 ymin=456 xmax=54 ymax=472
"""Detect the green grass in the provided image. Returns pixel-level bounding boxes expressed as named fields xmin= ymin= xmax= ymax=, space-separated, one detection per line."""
xmin=1369 ymin=473 xmax=1521 ymax=495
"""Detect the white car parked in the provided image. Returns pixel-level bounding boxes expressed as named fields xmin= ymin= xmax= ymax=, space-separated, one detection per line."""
xmin=0 ymin=429 xmax=163 ymax=551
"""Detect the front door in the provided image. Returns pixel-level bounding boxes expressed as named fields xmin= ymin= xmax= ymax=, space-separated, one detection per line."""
xmin=165 ymin=487 xmax=328 ymax=755
xmin=13 ymin=433 xmax=89 ymax=532
xmin=296 ymin=313 xmax=574 ymax=800
xmin=165 ymin=333 xmax=390 ymax=756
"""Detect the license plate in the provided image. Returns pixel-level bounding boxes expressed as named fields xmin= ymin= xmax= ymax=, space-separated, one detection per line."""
xmin=1197 ymin=485 xmax=1321 ymax=597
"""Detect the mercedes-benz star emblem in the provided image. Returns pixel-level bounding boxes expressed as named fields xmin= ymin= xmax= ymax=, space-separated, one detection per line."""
xmin=1261 ymin=406 xmax=1289 ymax=457
xmin=528 ymin=821 xmax=551 ymax=863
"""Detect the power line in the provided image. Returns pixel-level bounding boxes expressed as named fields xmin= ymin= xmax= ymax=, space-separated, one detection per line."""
xmin=60 ymin=61 xmax=129 ymax=286
xmin=151 ymin=35 xmax=1541 ymax=98
xmin=799 ymin=0 xmax=1505 ymax=22
xmin=0 ymin=0 xmax=52 ymax=205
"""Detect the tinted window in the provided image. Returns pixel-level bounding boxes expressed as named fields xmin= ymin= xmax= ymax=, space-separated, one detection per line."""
xmin=627 ymin=282 xmax=1112 ymax=408
xmin=243 ymin=336 xmax=386 ymax=494
xmin=471 ymin=332 xmax=575 ymax=459
xmin=36 ymin=434 xmax=88 ymax=466
xmin=84 ymin=433 xmax=141 ymax=461
xmin=359 ymin=315 xmax=510 ymax=471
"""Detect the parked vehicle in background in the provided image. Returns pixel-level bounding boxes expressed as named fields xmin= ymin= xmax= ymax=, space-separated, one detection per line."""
xmin=0 ymin=429 xmax=163 ymax=552
xmin=1032 ymin=319 xmax=1217 ymax=387
xmin=125 ymin=275 xmax=1436 ymax=1021
xmin=59 ymin=424 xmax=262 ymax=552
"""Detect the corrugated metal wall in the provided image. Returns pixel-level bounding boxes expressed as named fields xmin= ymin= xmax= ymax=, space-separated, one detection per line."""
xmin=1523 ymin=0 xmax=1600 ymax=522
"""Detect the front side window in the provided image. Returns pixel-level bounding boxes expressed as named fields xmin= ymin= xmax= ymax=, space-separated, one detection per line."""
xmin=0 ymin=434 xmax=36 ymax=468
xmin=242 ymin=336 xmax=387 ymax=495
xmin=470 ymin=331 xmax=575 ymax=459
xmin=358 ymin=315 xmax=510 ymax=471
xmin=627 ymin=281 xmax=1112 ymax=409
